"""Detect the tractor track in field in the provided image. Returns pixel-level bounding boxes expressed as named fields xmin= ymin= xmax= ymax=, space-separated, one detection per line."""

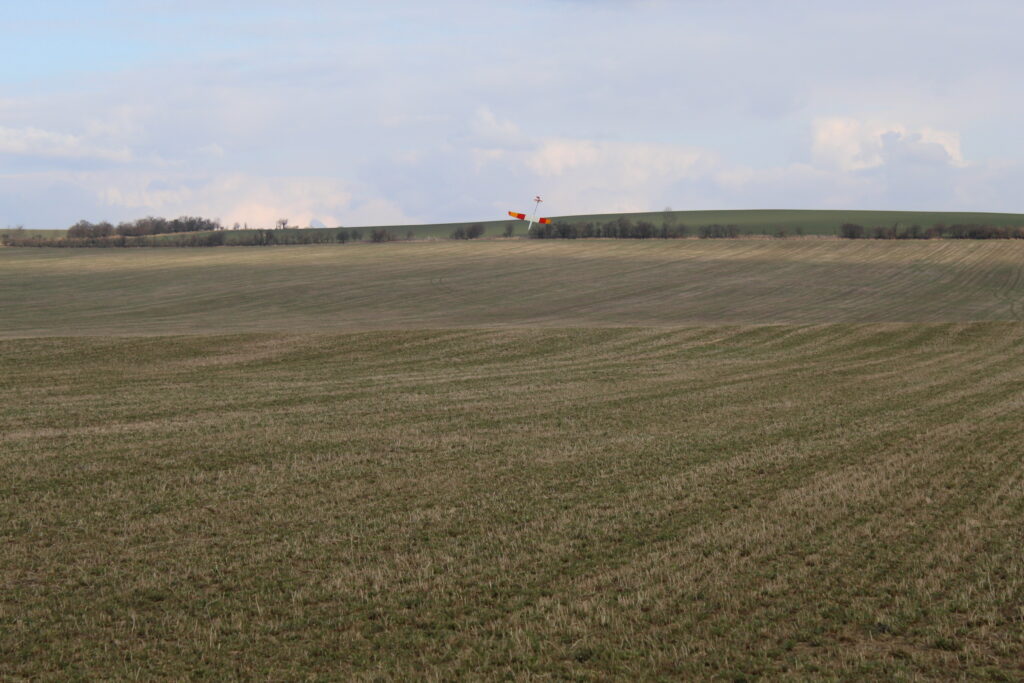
xmin=1000 ymin=256 xmax=1024 ymax=321
xmin=8 ymin=240 xmax=1024 ymax=335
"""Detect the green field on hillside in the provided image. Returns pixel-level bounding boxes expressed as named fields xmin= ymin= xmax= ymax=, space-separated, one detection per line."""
xmin=1 ymin=228 xmax=66 ymax=239
xmin=559 ymin=208 xmax=1024 ymax=235
xmin=2 ymin=240 xmax=1023 ymax=679
xmin=16 ymin=208 xmax=1024 ymax=241
xmin=353 ymin=208 xmax=1024 ymax=239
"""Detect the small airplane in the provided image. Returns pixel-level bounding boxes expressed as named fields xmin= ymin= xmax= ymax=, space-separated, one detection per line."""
xmin=508 ymin=195 xmax=551 ymax=231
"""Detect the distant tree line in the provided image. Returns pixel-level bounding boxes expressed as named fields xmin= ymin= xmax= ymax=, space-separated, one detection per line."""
xmin=451 ymin=224 xmax=485 ymax=239
xmin=10 ymin=217 xmax=1024 ymax=248
xmin=67 ymin=216 xmax=222 ymax=239
xmin=1 ymin=226 xmax=377 ymax=248
xmin=839 ymin=223 xmax=1024 ymax=240
xmin=527 ymin=218 xmax=744 ymax=239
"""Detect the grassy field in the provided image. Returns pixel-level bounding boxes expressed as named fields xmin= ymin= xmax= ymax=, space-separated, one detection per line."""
xmin=3 ymin=239 xmax=1024 ymax=336
xmin=1 ymin=228 xmax=66 ymax=239
xmin=550 ymin=208 xmax=1024 ymax=236
xmin=348 ymin=208 xmax=1024 ymax=239
xmin=17 ymin=208 xmax=1024 ymax=241
xmin=2 ymin=240 xmax=1023 ymax=679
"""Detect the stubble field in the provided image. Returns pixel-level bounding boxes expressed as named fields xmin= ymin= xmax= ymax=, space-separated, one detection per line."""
xmin=2 ymin=240 xmax=1023 ymax=679
xmin=3 ymin=239 xmax=1024 ymax=336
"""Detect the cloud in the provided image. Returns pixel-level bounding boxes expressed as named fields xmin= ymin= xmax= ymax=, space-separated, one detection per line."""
xmin=92 ymin=172 xmax=416 ymax=228
xmin=0 ymin=125 xmax=133 ymax=162
xmin=459 ymin=111 xmax=1019 ymax=215
xmin=812 ymin=118 xmax=963 ymax=172
xmin=4 ymin=108 xmax=1017 ymax=230
xmin=193 ymin=143 xmax=226 ymax=159
xmin=528 ymin=139 xmax=708 ymax=181
xmin=421 ymin=127 xmax=725 ymax=218
xmin=469 ymin=107 xmax=532 ymax=149
xmin=0 ymin=170 xmax=415 ymax=228
xmin=6 ymin=3 xmax=1024 ymax=227
xmin=516 ymin=138 xmax=715 ymax=213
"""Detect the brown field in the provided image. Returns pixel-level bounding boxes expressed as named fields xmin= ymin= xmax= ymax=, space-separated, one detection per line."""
xmin=1 ymin=240 xmax=1022 ymax=679
xmin=2 ymin=240 xmax=1024 ymax=336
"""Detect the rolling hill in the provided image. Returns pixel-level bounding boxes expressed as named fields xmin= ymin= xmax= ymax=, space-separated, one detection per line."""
xmin=12 ymin=208 xmax=1024 ymax=242
xmin=3 ymin=238 xmax=1023 ymax=679
xmin=2 ymin=239 xmax=1024 ymax=337
xmin=293 ymin=208 xmax=1024 ymax=240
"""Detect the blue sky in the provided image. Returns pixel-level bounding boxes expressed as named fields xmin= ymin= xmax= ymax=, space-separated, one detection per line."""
xmin=3 ymin=0 xmax=1024 ymax=228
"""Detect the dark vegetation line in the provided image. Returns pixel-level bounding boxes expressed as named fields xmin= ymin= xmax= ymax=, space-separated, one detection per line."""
xmin=0 ymin=228 xmax=427 ymax=248
xmin=836 ymin=222 xmax=1024 ymax=239
xmin=530 ymin=218 xmax=1024 ymax=240
xmin=4 ymin=214 xmax=1024 ymax=247
xmin=529 ymin=218 xmax=724 ymax=239
xmin=69 ymin=216 xmax=221 ymax=237
xmin=1 ymin=214 xmax=439 ymax=247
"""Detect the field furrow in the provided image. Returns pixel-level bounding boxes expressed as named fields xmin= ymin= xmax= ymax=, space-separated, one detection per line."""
xmin=2 ymin=323 xmax=1023 ymax=679
xmin=6 ymin=240 xmax=1024 ymax=335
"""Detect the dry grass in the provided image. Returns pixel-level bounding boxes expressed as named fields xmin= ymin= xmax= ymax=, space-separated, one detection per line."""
xmin=3 ymin=239 xmax=1024 ymax=337
xmin=3 ymin=241 xmax=1023 ymax=678
xmin=2 ymin=325 xmax=1023 ymax=679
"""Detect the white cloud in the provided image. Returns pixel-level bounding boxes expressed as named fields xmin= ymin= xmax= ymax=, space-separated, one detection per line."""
xmin=0 ymin=125 xmax=133 ymax=162
xmin=194 ymin=143 xmax=226 ymax=159
xmin=89 ymin=172 xmax=414 ymax=228
xmin=461 ymin=121 xmax=719 ymax=214
xmin=812 ymin=118 xmax=963 ymax=171
xmin=519 ymin=139 xmax=715 ymax=213
xmin=529 ymin=139 xmax=708 ymax=181
xmin=6 ymin=2 xmax=1024 ymax=227
xmin=470 ymin=107 xmax=532 ymax=149
xmin=457 ymin=109 xmax=1013 ymax=216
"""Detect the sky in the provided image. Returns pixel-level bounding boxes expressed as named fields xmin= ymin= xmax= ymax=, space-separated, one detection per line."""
xmin=2 ymin=0 xmax=1024 ymax=229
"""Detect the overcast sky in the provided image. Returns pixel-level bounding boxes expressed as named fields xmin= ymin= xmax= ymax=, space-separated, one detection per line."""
xmin=3 ymin=1 xmax=1024 ymax=228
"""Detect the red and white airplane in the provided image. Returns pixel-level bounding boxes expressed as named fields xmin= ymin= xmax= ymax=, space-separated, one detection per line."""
xmin=508 ymin=195 xmax=550 ymax=231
